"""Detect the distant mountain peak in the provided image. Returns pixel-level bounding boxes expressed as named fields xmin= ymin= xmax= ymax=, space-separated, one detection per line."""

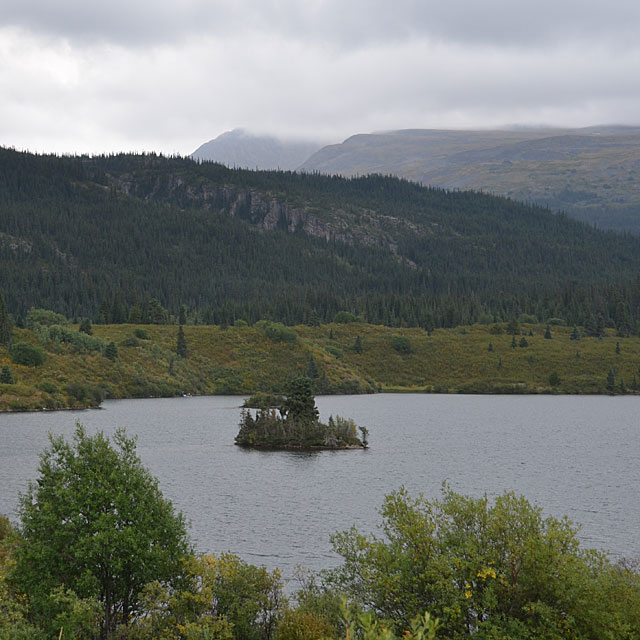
xmin=191 ymin=129 xmax=324 ymax=171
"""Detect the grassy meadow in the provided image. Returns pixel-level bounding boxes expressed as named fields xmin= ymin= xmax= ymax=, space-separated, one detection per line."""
xmin=1 ymin=321 xmax=638 ymax=411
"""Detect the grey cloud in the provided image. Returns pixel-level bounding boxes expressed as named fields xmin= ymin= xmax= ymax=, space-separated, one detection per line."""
xmin=2 ymin=0 xmax=640 ymax=49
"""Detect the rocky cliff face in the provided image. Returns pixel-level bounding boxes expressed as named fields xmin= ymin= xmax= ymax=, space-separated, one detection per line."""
xmin=110 ymin=171 xmax=424 ymax=260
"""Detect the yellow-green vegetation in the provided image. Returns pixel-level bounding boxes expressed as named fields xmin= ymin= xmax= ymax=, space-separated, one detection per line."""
xmin=1 ymin=321 xmax=639 ymax=411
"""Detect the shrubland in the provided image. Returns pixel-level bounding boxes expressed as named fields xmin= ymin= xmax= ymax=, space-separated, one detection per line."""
xmin=0 ymin=322 xmax=640 ymax=411
xmin=2 ymin=319 xmax=640 ymax=411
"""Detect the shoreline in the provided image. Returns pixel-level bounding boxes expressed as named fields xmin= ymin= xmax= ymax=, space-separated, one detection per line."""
xmin=2 ymin=387 xmax=636 ymax=415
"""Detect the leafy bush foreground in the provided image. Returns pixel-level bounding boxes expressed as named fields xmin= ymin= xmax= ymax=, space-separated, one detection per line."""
xmin=1 ymin=426 xmax=639 ymax=639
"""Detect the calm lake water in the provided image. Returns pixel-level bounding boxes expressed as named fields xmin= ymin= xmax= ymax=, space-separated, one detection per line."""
xmin=1 ymin=394 xmax=639 ymax=584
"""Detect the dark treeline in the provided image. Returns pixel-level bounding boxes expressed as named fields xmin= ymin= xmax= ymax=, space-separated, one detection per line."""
xmin=2 ymin=146 xmax=640 ymax=331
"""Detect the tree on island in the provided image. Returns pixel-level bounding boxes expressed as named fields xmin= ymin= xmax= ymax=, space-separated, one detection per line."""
xmin=236 ymin=376 xmax=367 ymax=449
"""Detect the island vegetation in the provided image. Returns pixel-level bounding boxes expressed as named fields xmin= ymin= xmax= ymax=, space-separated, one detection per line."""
xmin=236 ymin=376 xmax=368 ymax=449
xmin=1 ymin=426 xmax=639 ymax=639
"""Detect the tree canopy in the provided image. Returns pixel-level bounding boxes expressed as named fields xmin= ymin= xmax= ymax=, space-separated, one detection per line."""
xmin=11 ymin=424 xmax=190 ymax=637
xmin=330 ymin=486 xmax=640 ymax=639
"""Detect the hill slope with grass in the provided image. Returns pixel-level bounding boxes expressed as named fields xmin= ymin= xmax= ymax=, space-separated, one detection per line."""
xmin=1 ymin=321 xmax=637 ymax=411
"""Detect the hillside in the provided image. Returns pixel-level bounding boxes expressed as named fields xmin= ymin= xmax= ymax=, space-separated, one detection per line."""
xmin=1 ymin=321 xmax=638 ymax=411
xmin=300 ymin=126 xmax=640 ymax=233
xmin=191 ymin=128 xmax=324 ymax=170
xmin=2 ymin=147 xmax=640 ymax=331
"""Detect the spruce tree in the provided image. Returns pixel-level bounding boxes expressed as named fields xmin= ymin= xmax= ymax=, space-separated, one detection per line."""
xmin=176 ymin=326 xmax=188 ymax=358
xmin=104 ymin=341 xmax=118 ymax=361
xmin=544 ymin=325 xmax=552 ymax=339
xmin=353 ymin=335 xmax=363 ymax=354
xmin=0 ymin=293 xmax=12 ymax=346
xmin=306 ymin=355 xmax=319 ymax=379
xmin=0 ymin=364 xmax=14 ymax=384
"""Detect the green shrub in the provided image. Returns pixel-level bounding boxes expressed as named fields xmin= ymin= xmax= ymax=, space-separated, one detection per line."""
xmin=333 ymin=311 xmax=358 ymax=324
xmin=26 ymin=308 xmax=68 ymax=329
xmin=38 ymin=380 xmax=58 ymax=394
xmin=325 ymin=345 xmax=343 ymax=359
xmin=120 ymin=336 xmax=140 ymax=347
xmin=331 ymin=487 xmax=640 ymax=639
xmin=10 ymin=341 xmax=46 ymax=366
xmin=546 ymin=317 xmax=566 ymax=326
xmin=133 ymin=328 xmax=150 ymax=340
xmin=262 ymin=322 xmax=297 ymax=343
xmin=391 ymin=335 xmax=413 ymax=354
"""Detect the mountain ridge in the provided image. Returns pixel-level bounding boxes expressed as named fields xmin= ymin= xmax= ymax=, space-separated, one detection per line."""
xmin=299 ymin=126 xmax=640 ymax=233
xmin=2 ymin=147 xmax=640 ymax=332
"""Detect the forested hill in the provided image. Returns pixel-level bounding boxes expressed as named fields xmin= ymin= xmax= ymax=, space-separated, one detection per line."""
xmin=1 ymin=147 xmax=640 ymax=330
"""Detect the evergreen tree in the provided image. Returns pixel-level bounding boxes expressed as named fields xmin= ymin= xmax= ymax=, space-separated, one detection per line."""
xmin=0 ymin=293 xmax=12 ymax=346
xmin=353 ymin=334 xmax=363 ymax=354
xmin=283 ymin=376 xmax=319 ymax=424
xmin=97 ymin=300 xmax=111 ymax=324
xmin=176 ymin=325 xmax=188 ymax=358
xmin=616 ymin=341 xmax=621 ymax=355
xmin=570 ymin=326 xmax=580 ymax=340
xmin=306 ymin=355 xmax=319 ymax=379
xmin=584 ymin=312 xmax=598 ymax=337
xmin=606 ymin=368 xmax=616 ymax=393
xmin=506 ymin=317 xmax=520 ymax=335
xmin=0 ymin=364 xmax=14 ymax=384
xmin=488 ymin=342 xmax=493 ymax=352
xmin=179 ymin=305 xmax=187 ymax=326
xmin=511 ymin=335 xmax=517 ymax=348
xmin=104 ymin=341 xmax=118 ymax=361
xmin=128 ymin=304 xmax=143 ymax=324
xmin=111 ymin=295 xmax=127 ymax=324
xmin=615 ymin=300 xmax=631 ymax=337
xmin=544 ymin=325 xmax=552 ymax=339
xmin=519 ymin=336 xmax=528 ymax=347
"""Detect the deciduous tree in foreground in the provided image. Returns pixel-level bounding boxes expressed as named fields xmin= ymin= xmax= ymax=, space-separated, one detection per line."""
xmin=11 ymin=424 xmax=190 ymax=638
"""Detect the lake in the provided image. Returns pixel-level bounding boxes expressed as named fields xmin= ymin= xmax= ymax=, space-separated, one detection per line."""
xmin=1 ymin=394 xmax=638 ymax=584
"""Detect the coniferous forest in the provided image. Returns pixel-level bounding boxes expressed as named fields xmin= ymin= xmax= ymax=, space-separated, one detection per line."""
xmin=2 ymin=146 xmax=640 ymax=332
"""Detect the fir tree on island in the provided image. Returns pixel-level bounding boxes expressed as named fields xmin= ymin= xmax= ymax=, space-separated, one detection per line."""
xmin=235 ymin=376 xmax=369 ymax=450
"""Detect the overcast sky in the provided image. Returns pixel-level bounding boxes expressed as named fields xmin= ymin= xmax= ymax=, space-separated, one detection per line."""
xmin=1 ymin=0 xmax=639 ymax=155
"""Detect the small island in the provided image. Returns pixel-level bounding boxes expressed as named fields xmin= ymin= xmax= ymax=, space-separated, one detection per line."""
xmin=235 ymin=376 xmax=369 ymax=450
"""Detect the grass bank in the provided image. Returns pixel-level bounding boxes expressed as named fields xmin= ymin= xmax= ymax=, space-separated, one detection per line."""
xmin=1 ymin=322 xmax=637 ymax=411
